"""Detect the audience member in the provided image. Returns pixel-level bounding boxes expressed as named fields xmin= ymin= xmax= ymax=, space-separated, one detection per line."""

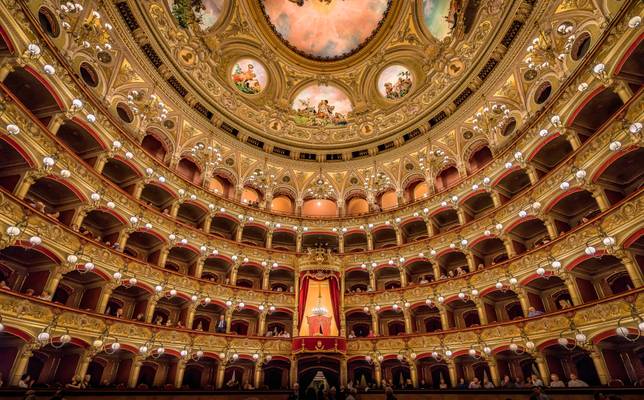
xmin=527 ymin=307 xmax=543 ymax=317
xmin=567 ymin=373 xmax=589 ymax=387
xmin=549 ymin=373 xmax=565 ymax=387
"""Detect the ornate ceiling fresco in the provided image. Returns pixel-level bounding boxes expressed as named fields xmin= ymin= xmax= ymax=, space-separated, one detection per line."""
xmin=133 ymin=0 xmax=516 ymax=151
xmin=260 ymin=0 xmax=391 ymax=60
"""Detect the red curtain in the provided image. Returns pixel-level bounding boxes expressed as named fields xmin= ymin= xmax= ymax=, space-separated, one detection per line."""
xmin=329 ymin=274 xmax=341 ymax=332
xmin=298 ymin=274 xmax=309 ymax=326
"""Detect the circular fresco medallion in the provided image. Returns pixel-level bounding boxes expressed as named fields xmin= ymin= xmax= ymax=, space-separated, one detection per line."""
xmin=231 ymin=58 xmax=269 ymax=95
xmin=261 ymin=0 xmax=390 ymax=60
xmin=422 ymin=0 xmax=457 ymax=40
xmin=167 ymin=0 xmax=225 ymax=30
xmin=377 ymin=65 xmax=412 ymax=100
xmin=291 ymin=84 xmax=352 ymax=127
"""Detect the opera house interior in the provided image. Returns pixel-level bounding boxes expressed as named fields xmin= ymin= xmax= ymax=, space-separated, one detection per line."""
xmin=0 ymin=0 xmax=643 ymax=399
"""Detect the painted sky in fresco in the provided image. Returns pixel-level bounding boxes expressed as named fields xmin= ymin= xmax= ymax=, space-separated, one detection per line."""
xmin=166 ymin=0 xmax=225 ymax=30
xmin=423 ymin=0 xmax=451 ymax=40
xmin=262 ymin=0 xmax=389 ymax=58
xmin=292 ymin=85 xmax=352 ymax=115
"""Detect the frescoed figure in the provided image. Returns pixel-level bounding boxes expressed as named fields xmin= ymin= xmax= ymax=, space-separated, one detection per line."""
xmin=292 ymin=85 xmax=352 ymax=126
xmin=231 ymin=58 xmax=268 ymax=95
xmin=378 ymin=65 xmax=413 ymax=99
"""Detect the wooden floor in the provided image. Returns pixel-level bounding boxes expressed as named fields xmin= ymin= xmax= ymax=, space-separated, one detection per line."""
xmin=1 ymin=388 xmax=643 ymax=399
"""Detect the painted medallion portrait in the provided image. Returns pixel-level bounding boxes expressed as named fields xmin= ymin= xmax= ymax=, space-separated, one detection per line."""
xmin=291 ymin=85 xmax=352 ymax=127
xmin=231 ymin=58 xmax=269 ymax=95
xmin=378 ymin=65 xmax=413 ymax=100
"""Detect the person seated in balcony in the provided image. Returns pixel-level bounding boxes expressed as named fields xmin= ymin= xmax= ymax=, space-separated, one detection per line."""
xmin=38 ymin=290 xmax=52 ymax=301
xmin=0 ymin=280 xmax=10 ymax=290
xmin=456 ymin=267 xmax=466 ymax=276
xmin=367 ymin=329 xmax=376 ymax=337
xmin=135 ymin=313 xmax=144 ymax=321
xmin=18 ymin=374 xmax=33 ymax=388
xmin=66 ymin=376 xmax=83 ymax=389
xmin=439 ymin=273 xmax=447 ymax=280
xmin=529 ymin=386 xmax=550 ymax=400
xmin=115 ymin=308 xmax=124 ymax=318
xmin=348 ymin=329 xmax=356 ymax=338
xmin=477 ymin=263 xmax=485 ymax=270
xmin=111 ymin=242 xmax=121 ymax=251
xmin=527 ymin=307 xmax=543 ymax=317
xmin=243 ymin=382 xmax=255 ymax=390
xmin=216 ymin=314 xmax=226 ymax=333
xmin=456 ymin=378 xmax=468 ymax=389
xmin=226 ymin=376 xmax=239 ymax=389
xmin=531 ymin=374 xmax=544 ymax=387
xmin=165 ymin=319 xmax=172 ymax=327
xmin=176 ymin=320 xmax=184 ymax=328
xmin=194 ymin=321 xmax=203 ymax=331
xmin=558 ymin=299 xmax=573 ymax=309
xmin=567 ymin=373 xmax=588 ymax=387
xmin=154 ymin=315 xmax=163 ymax=325
xmin=80 ymin=374 xmax=91 ymax=389
xmin=419 ymin=379 xmax=427 ymax=389
xmin=439 ymin=378 xmax=448 ymax=389
xmin=468 ymin=377 xmax=481 ymax=389
xmin=483 ymin=378 xmax=494 ymax=388
xmin=549 ymin=374 xmax=565 ymax=388
xmin=265 ymin=330 xmax=273 ymax=337
xmin=419 ymin=276 xmax=429 ymax=284
xmin=448 ymin=270 xmax=455 ymax=278
xmin=162 ymin=208 xmax=169 ymax=215
xmin=500 ymin=375 xmax=515 ymax=388
xmin=24 ymin=288 xmax=35 ymax=296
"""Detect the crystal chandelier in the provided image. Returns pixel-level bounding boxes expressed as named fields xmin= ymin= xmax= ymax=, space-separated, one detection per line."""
xmin=59 ymin=6 xmax=114 ymax=62
xmin=311 ymin=285 xmax=328 ymax=317
xmin=363 ymin=162 xmax=392 ymax=197
xmin=127 ymin=90 xmax=169 ymax=123
xmin=306 ymin=168 xmax=335 ymax=200
xmin=248 ymin=158 xmax=276 ymax=192
xmin=472 ymin=102 xmax=511 ymax=137
xmin=524 ymin=22 xmax=576 ymax=77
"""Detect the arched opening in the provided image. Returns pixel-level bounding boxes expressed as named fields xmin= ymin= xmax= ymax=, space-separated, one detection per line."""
xmin=345 ymin=269 xmax=370 ymax=293
xmin=437 ymin=251 xmax=468 ymax=278
xmin=25 ymin=177 xmax=83 ymax=227
xmin=166 ymin=245 xmax=200 ymax=275
xmin=271 ymin=195 xmax=294 ymax=214
xmin=301 ymin=199 xmax=338 ymax=217
xmin=615 ymin=39 xmax=644 ymax=88
xmin=241 ymin=224 xmax=268 ymax=247
xmin=208 ymin=214 xmax=238 ymax=240
xmin=241 ymin=186 xmax=261 ymax=207
xmin=101 ymin=158 xmax=141 ymax=194
xmin=494 ymin=169 xmax=531 ymax=200
xmin=381 ymin=359 xmax=411 ymax=388
xmin=140 ymin=183 xmax=176 ymax=212
xmin=346 ymin=310 xmax=372 ymax=337
xmin=569 ymin=255 xmax=633 ymax=301
xmin=345 ymin=196 xmax=369 ymax=215
xmin=547 ymin=190 xmax=600 ymax=234
xmin=435 ymin=166 xmax=460 ymax=192
xmin=0 ymin=137 xmax=32 ymax=192
xmin=56 ymin=120 xmax=105 ymax=167
xmin=406 ymin=259 xmax=435 ymax=285
xmin=595 ymin=148 xmax=644 ymax=205
xmin=468 ymin=146 xmax=493 ymax=173
xmin=400 ymin=219 xmax=429 ymax=243
xmin=523 ymin=275 xmax=569 ymax=313
xmin=570 ymin=88 xmax=624 ymax=140
xmin=202 ymin=256 xmax=233 ymax=283
xmin=302 ymin=232 xmax=339 ymax=253
xmin=530 ymin=135 xmax=573 ymax=173
xmin=343 ymin=231 xmax=368 ymax=253
xmin=471 ymin=237 xmax=508 ymax=269
xmin=372 ymin=226 xmax=398 ymax=249
xmin=271 ymin=230 xmax=297 ymax=252
xmin=481 ymin=289 xmax=522 ymax=322
xmin=378 ymin=190 xmax=398 ymax=210
xmin=263 ymin=359 xmax=290 ymax=389
xmin=4 ymin=68 xmax=62 ymax=124
xmin=124 ymin=230 xmax=164 ymax=265
xmin=141 ymin=133 xmax=168 ymax=163
xmin=430 ymin=208 xmax=460 ymax=233
xmin=210 ymin=174 xmax=233 ymax=198
xmin=506 ymin=217 xmax=550 ymax=254
xmin=176 ymin=157 xmax=202 ymax=185
xmin=80 ymin=209 xmax=125 ymax=246
xmin=411 ymin=304 xmax=441 ymax=333
xmin=176 ymin=202 xmax=208 ymax=229
xmin=461 ymin=191 xmax=495 ymax=220
xmin=541 ymin=343 xmax=600 ymax=386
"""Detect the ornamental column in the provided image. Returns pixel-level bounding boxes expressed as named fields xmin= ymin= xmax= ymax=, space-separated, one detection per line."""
xmin=262 ymin=269 xmax=270 ymax=290
xmin=535 ymin=355 xmax=550 ymax=385
xmin=617 ymin=251 xmax=643 ymax=288
xmin=564 ymin=274 xmax=583 ymax=306
xmin=215 ymin=362 xmax=226 ymax=389
xmin=132 ymin=181 xmax=145 ymax=199
xmin=265 ymin=230 xmax=273 ymax=249
xmin=194 ymin=256 xmax=205 ymax=279
xmin=366 ymin=232 xmax=374 ymax=251
xmin=409 ymin=360 xmax=419 ymax=388
xmin=203 ymin=216 xmax=212 ymax=234
xmin=501 ymin=235 xmax=516 ymax=258
xmin=254 ymin=362 xmax=263 ymax=388
xmin=369 ymin=270 xmax=376 ymax=291
xmin=543 ymin=217 xmax=558 ymax=240
xmin=447 ymin=359 xmax=458 ymax=388
xmin=117 ymin=230 xmax=130 ymax=250
xmin=75 ymin=350 xmax=92 ymax=381
xmin=490 ymin=190 xmax=502 ymax=208
xmin=517 ymin=289 xmax=531 ymax=316
xmin=225 ymin=308 xmax=233 ymax=333
xmin=185 ymin=303 xmax=197 ymax=329
xmin=128 ymin=355 xmax=145 ymax=388
xmin=456 ymin=208 xmax=467 ymax=225
xmin=525 ymin=165 xmax=539 ymax=185
xmin=157 ymin=246 xmax=170 ymax=268
xmin=289 ymin=356 xmax=298 ymax=388
xmin=475 ymin=299 xmax=488 ymax=325
xmin=44 ymin=267 xmax=63 ymax=295
xmin=438 ymin=306 xmax=450 ymax=330
xmin=590 ymin=347 xmax=609 ymax=385
xmin=590 ymin=186 xmax=610 ymax=212
xmin=174 ymin=359 xmax=187 ymax=388
xmin=96 ymin=283 xmax=116 ymax=314
xmin=338 ymin=233 xmax=345 ymax=253
xmin=70 ymin=207 xmax=88 ymax=231
xmin=403 ymin=308 xmax=413 ymax=334
xmin=465 ymin=252 xmax=477 ymax=272
xmin=145 ymin=296 xmax=159 ymax=323
xmin=563 ymin=128 xmax=582 ymax=150
xmin=296 ymin=232 xmax=303 ymax=253
xmin=394 ymin=227 xmax=403 ymax=246
xmin=258 ymin=311 xmax=267 ymax=336
xmin=399 ymin=266 xmax=408 ymax=287
xmin=94 ymin=154 xmax=108 ymax=174
xmin=424 ymin=218 xmax=436 ymax=237
xmin=487 ymin=358 xmax=501 ymax=386
xmin=374 ymin=362 xmax=382 ymax=387
xmin=613 ymin=79 xmax=634 ymax=103
xmin=371 ymin=311 xmax=380 ymax=336
xmin=340 ymin=357 xmax=348 ymax=387
xmin=10 ymin=345 xmax=33 ymax=386
xmin=14 ymin=173 xmax=36 ymax=199
xmin=229 ymin=263 xmax=239 ymax=286
xmin=235 ymin=223 xmax=244 ymax=242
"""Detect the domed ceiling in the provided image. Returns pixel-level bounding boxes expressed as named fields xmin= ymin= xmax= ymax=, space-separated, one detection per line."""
xmin=128 ymin=0 xmax=517 ymax=154
xmin=260 ymin=0 xmax=391 ymax=60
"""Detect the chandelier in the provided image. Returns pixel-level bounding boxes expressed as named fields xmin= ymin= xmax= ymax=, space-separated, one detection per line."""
xmin=311 ymin=285 xmax=328 ymax=317
xmin=558 ymin=315 xmax=590 ymax=351
xmin=190 ymin=142 xmax=222 ymax=170
xmin=127 ymin=90 xmax=169 ymax=123
xmin=219 ymin=344 xmax=240 ymax=365
xmin=306 ymin=168 xmax=335 ymax=200
xmin=616 ymin=297 xmax=644 ymax=342
xmin=34 ymin=313 xmax=72 ymax=350
xmin=472 ymin=102 xmax=511 ymax=137
xmin=59 ymin=6 xmax=114 ymax=62
xmin=248 ymin=158 xmax=276 ymax=192
xmin=90 ymin=326 xmax=120 ymax=356
xmin=180 ymin=337 xmax=204 ymax=361
xmin=139 ymin=331 xmax=165 ymax=359
xmin=524 ymin=22 xmax=576 ymax=77
xmin=363 ymin=162 xmax=392 ymax=197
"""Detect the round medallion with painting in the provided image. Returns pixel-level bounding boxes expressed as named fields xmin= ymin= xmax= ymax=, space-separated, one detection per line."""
xmin=260 ymin=0 xmax=391 ymax=60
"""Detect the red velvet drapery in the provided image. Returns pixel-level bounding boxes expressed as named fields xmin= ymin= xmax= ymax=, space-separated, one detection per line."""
xmin=298 ymin=274 xmax=310 ymax=326
xmin=329 ymin=274 xmax=341 ymax=332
